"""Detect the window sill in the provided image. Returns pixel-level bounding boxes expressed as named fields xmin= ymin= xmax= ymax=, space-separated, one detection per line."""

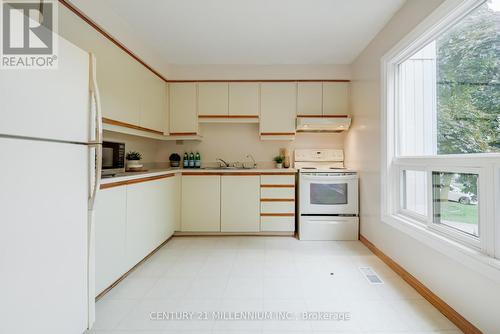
xmin=382 ymin=213 xmax=500 ymax=284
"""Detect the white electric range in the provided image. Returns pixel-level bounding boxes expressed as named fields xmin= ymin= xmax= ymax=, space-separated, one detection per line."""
xmin=295 ymin=149 xmax=359 ymax=240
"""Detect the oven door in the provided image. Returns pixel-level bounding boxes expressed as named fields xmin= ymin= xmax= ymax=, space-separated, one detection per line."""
xmin=300 ymin=173 xmax=358 ymax=215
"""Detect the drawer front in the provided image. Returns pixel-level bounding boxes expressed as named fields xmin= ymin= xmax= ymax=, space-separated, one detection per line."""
xmin=261 ymin=187 xmax=295 ymax=199
xmin=260 ymin=175 xmax=295 ymax=185
xmin=261 ymin=216 xmax=295 ymax=232
xmin=299 ymin=217 xmax=359 ymax=241
xmin=261 ymin=201 xmax=295 ymax=213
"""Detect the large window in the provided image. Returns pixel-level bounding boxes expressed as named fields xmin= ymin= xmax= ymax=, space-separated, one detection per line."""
xmin=383 ymin=0 xmax=500 ymax=262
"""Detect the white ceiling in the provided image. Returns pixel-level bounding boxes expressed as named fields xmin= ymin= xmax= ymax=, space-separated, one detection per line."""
xmin=101 ymin=0 xmax=405 ymax=65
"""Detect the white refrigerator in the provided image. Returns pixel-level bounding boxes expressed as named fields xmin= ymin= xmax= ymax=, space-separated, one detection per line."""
xmin=0 ymin=36 xmax=102 ymax=333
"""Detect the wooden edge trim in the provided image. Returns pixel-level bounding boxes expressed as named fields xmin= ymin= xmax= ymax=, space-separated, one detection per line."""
xmin=260 ymin=213 xmax=295 ymax=217
xmin=102 ymin=118 xmax=164 ymax=135
xmin=260 ymin=172 xmax=296 ymax=175
xmin=199 ymin=115 xmax=259 ymax=119
xmin=261 ymin=198 xmax=295 ymax=202
xmin=296 ymin=130 xmax=343 ymax=133
xmin=182 ymin=172 xmax=262 ymax=176
xmin=359 ymin=235 xmax=482 ymax=334
xmin=260 ymin=132 xmax=296 ymax=136
xmin=100 ymin=173 xmax=175 ymax=189
xmin=168 ymin=79 xmax=350 ymax=83
xmin=261 ymin=184 xmax=295 ymax=188
xmin=169 ymin=132 xmax=198 ymax=136
xmin=58 ymin=0 xmax=168 ymax=83
xmin=296 ymin=114 xmax=350 ymax=118
xmin=182 ymin=172 xmax=222 ymax=176
xmin=96 ymin=235 xmax=174 ymax=301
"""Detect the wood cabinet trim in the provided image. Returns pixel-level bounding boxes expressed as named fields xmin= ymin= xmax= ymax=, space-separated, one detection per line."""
xmin=260 ymin=132 xmax=296 ymax=136
xmin=182 ymin=172 xmax=223 ymax=176
xmin=260 ymin=172 xmax=296 ymax=175
xmin=169 ymin=132 xmax=198 ymax=136
xmin=261 ymin=198 xmax=295 ymax=202
xmin=100 ymin=173 xmax=175 ymax=189
xmin=198 ymin=115 xmax=259 ymax=119
xmin=260 ymin=213 xmax=295 ymax=217
xmin=183 ymin=172 xmax=261 ymax=176
xmin=59 ymin=0 xmax=168 ymax=83
xmin=359 ymin=235 xmax=481 ymax=334
xmin=169 ymin=79 xmax=350 ymax=83
xmin=102 ymin=118 xmax=164 ymax=135
xmin=59 ymin=1 xmax=352 ymax=88
xmin=261 ymin=184 xmax=295 ymax=188
xmin=296 ymin=114 xmax=350 ymax=118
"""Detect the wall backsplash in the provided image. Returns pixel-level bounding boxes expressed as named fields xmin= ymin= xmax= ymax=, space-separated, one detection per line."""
xmin=105 ymin=124 xmax=345 ymax=166
xmin=103 ymin=130 xmax=162 ymax=163
xmin=157 ymin=123 xmax=345 ymax=165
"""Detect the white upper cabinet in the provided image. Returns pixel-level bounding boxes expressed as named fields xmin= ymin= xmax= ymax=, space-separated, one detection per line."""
xmin=297 ymin=82 xmax=323 ymax=116
xmin=198 ymin=83 xmax=229 ymax=116
xmin=59 ymin=6 xmax=169 ymax=134
xmin=139 ymin=71 xmax=167 ymax=133
xmin=322 ymin=82 xmax=350 ymax=116
xmin=260 ymin=83 xmax=297 ymax=137
xmin=169 ymin=83 xmax=199 ymax=134
xmin=228 ymin=83 xmax=260 ymax=116
xmin=164 ymin=84 xmax=170 ymax=135
xmin=221 ymin=175 xmax=260 ymax=232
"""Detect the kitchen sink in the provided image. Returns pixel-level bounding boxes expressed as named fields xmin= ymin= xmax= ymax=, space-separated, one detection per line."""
xmin=201 ymin=166 xmax=239 ymax=170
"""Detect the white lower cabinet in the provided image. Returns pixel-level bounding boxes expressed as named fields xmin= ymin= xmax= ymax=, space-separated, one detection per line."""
xmin=126 ymin=178 xmax=171 ymax=267
xmin=260 ymin=174 xmax=296 ymax=232
xmin=167 ymin=174 xmax=181 ymax=234
xmin=221 ymin=175 xmax=260 ymax=232
xmin=95 ymin=175 xmax=178 ymax=296
xmin=94 ymin=186 xmax=127 ymax=295
xmin=181 ymin=175 xmax=221 ymax=232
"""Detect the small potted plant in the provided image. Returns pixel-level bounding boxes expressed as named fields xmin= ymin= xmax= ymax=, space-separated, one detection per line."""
xmin=126 ymin=151 xmax=143 ymax=169
xmin=273 ymin=155 xmax=284 ymax=169
xmin=169 ymin=153 xmax=181 ymax=167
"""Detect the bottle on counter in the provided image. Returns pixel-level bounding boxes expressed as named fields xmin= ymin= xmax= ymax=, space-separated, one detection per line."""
xmin=189 ymin=152 xmax=195 ymax=168
xmin=183 ymin=152 xmax=189 ymax=168
xmin=195 ymin=152 xmax=201 ymax=168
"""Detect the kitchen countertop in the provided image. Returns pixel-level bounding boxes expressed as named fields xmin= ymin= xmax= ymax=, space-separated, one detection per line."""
xmin=100 ymin=166 xmax=297 ymax=184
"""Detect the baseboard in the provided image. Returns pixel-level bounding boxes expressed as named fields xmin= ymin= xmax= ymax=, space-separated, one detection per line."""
xmin=95 ymin=235 xmax=174 ymax=301
xmin=174 ymin=231 xmax=295 ymax=237
xmin=359 ymin=235 xmax=482 ymax=334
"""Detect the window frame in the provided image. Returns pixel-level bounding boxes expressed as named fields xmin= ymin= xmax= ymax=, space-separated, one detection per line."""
xmin=381 ymin=0 xmax=500 ymax=281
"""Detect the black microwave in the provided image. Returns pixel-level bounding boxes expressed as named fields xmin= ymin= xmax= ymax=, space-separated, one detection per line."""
xmin=102 ymin=141 xmax=125 ymax=176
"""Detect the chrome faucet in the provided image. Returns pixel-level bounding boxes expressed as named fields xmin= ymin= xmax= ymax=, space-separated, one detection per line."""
xmin=216 ymin=158 xmax=230 ymax=167
xmin=246 ymin=154 xmax=257 ymax=168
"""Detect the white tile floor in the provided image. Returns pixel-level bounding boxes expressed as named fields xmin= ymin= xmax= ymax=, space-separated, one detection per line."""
xmin=88 ymin=237 xmax=462 ymax=334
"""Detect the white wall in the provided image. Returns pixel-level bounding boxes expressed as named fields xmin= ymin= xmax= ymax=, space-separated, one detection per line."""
xmin=344 ymin=0 xmax=500 ymax=332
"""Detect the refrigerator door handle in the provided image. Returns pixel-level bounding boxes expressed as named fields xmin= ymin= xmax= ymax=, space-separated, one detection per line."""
xmin=88 ymin=53 xmax=102 ymax=210
xmin=88 ymin=53 xmax=103 ymax=146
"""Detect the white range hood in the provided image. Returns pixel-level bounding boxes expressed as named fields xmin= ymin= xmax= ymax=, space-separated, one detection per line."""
xmin=296 ymin=116 xmax=351 ymax=132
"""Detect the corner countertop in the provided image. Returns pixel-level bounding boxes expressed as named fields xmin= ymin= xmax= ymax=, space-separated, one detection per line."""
xmin=100 ymin=164 xmax=297 ymax=185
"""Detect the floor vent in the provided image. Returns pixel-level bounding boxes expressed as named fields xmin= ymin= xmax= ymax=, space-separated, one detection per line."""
xmin=359 ymin=267 xmax=384 ymax=284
